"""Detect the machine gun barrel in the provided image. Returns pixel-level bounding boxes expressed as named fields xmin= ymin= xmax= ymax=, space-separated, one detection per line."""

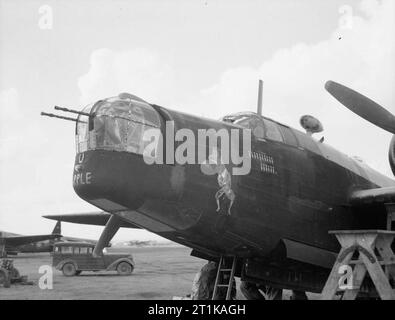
xmin=40 ymin=112 xmax=86 ymax=123
xmin=54 ymin=106 xmax=91 ymax=117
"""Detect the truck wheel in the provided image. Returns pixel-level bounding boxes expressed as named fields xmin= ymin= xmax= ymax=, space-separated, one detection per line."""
xmin=62 ymin=263 xmax=77 ymax=277
xmin=117 ymin=262 xmax=133 ymax=275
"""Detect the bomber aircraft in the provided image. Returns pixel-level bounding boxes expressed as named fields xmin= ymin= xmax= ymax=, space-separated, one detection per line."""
xmin=0 ymin=221 xmax=61 ymax=257
xmin=0 ymin=220 xmax=105 ymax=257
xmin=41 ymin=80 xmax=395 ymax=299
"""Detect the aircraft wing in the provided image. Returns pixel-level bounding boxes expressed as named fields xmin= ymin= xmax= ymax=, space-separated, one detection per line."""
xmin=42 ymin=212 xmax=141 ymax=229
xmin=4 ymin=234 xmax=61 ymax=246
xmin=350 ymin=186 xmax=395 ymax=205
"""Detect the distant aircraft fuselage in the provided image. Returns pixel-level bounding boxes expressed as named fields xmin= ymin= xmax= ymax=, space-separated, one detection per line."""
xmin=0 ymin=231 xmax=59 ymax=255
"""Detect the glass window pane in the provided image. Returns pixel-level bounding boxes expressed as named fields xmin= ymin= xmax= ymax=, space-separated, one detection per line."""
xmin=278 ymin=125 xmax=298 ymax=147
xmin=126 ymin=122 xmax=144 ymax=153
xmin=234 ymin=116 xmax=265 ymax=139
xmin=250 ymin=118 xmax=265 ymax=139
xmin=75 ymin=95 xmax=161 ymax=156
xmin=80 ymin=247 xmax=88 ymax=254
xmin=62 ymin=246 xmax=73 ymax=254
xmin=76 ymin=102 xmax=95 ymax=153
xmin=263 ymin=119 xmax=283 ymax=142
xmin=293 ymin=130 xmax=322 ymax=154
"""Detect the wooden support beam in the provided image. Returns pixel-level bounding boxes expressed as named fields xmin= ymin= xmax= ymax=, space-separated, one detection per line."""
xmin=321 ymin=230 xmax=395 ymax=300
xmin=385 ymin=203 xmax=395 ymax=231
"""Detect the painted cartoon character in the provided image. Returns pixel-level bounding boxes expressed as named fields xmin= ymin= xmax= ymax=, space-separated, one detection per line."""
xmin=215 ymin=164 xmax=235 ymax=216
xmin=202 ymin=147 xmax=236 ymax=216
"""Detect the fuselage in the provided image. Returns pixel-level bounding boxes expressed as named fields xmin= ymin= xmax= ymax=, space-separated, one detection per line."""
xmin=72 ymin=94 xmax=395 ymax=263
xmin=0 ymin=232 xmax=96 ymax=255
xmin=0 ymin=232 xmax=54 ymax=254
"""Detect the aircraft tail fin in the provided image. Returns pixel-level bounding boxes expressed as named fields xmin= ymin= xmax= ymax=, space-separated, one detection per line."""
xmin=52 ymin=221 xmax=61 ymax=235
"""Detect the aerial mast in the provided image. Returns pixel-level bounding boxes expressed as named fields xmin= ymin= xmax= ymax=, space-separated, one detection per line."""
xmin=257 ymin=79 xmax=263 ymax=116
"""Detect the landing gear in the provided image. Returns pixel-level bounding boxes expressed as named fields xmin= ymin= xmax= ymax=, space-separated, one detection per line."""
xmin=259 ymin=285 xmax=283 ymax=300
xmin=240 ymin=281 xmax=283 ymax=300
xmin=191 ymin=261 xmax=218 ymax=300
xmin=192 ymin=261 xmax=288 ymax=300
xmin=240 ymin=281 xmax=265 ymax=300
xmin=191 ymin=260 xmax=237 ymax=300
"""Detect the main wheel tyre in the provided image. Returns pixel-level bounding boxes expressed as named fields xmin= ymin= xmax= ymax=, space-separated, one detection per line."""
xmin=62 ymin=263 xmax=77 ymax=277
xmin=117 ymin=262 xmax=133 ymax=275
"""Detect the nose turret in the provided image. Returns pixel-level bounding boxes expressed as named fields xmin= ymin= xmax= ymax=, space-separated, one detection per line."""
xmin=75 ymin=93 xmax=162 ymax=154
xmin=73 ymin=93 xmax=168 ymax=208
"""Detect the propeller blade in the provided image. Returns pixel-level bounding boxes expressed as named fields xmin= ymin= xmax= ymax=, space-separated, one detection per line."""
xmin=325 ymin=80 xmax=395 ymax=134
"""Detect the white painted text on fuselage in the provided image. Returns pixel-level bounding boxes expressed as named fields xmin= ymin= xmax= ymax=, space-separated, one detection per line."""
xmin=73 ymin=172 xmax=92 ymax=185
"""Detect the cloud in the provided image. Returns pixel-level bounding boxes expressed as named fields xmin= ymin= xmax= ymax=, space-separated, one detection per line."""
xmin=193 ymin=0 xmax=395 ymax=176
xmin=75 ymin=0 xmax=394 ymax=177
xmin=0 ymin=87 xmax=95 ymax=234
xmin=0 ymin=88 xmax=19 ymax=119
xmin=0 ymin=88 xmax=19 ymax=159
xmin=78 ymin=48 xmax=176 ymax=106
xmin=16 ymin=50 xmax=177 ymax=240
xmin=3 ymin=0 xmax=386 ymax=239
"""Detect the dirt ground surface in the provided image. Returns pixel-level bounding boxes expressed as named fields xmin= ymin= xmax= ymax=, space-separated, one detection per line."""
xmin=0 ymin=246 xmax=205 ymax=300
xmin=0 ymin=246 xmax=320 ymax=300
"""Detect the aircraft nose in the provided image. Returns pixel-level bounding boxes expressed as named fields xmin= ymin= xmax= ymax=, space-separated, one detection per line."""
xmin=73 ymin=93 xmax=169 ymax=207
xmin=72 ymin=147 xmax=206 ymax=231
xmin=71 ymin=94 xmax=207 ymax=230
xmin=73 ymin=150 xmax=145 ymax=209
xmin=72 ymin=149 xmax=186 ymax=211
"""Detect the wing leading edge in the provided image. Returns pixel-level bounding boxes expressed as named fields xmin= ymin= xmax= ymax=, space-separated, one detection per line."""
xmin=42 ymin=211 xmax=141 ymax=229
xmin=4 ymin=234 xmax=61 ymax=246
xmin=350 ymin=186 xmax=395 ymax=205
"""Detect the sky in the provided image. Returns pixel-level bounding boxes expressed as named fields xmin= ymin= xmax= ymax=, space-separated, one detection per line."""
xmin=0 ymin=0 xmax=394 ymax=241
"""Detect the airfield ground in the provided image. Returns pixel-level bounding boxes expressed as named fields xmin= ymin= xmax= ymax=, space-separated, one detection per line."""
xmin=0 ymin=246 xmax=319 ymax=300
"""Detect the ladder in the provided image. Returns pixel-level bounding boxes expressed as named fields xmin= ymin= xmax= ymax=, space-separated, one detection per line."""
xmin=212 ymin=255 xmax=237 ymax=300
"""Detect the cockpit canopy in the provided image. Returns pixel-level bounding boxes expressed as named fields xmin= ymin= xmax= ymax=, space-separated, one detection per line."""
xmin=221 ymin=112 xmax=284 ymax=142
xmin=76 ymin=93 xmax=161 ymax=154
